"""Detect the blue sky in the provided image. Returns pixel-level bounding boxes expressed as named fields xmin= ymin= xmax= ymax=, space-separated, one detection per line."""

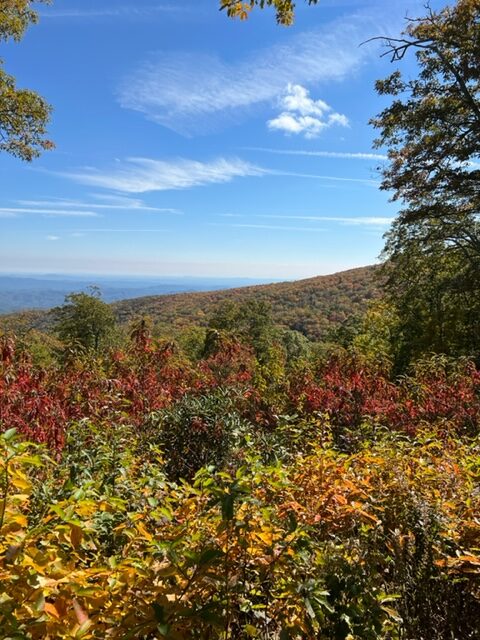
xmin=0 ymin=0 xmax=446 ymax=279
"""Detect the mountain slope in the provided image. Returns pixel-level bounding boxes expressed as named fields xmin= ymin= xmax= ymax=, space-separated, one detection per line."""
xmin=113 ymin=265 xmax=381 ymax=341
xmin=0 ymin=265 xmax=381 ymax=342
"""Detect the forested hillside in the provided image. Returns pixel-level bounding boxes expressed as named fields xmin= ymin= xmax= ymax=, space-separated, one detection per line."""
xmin=114 ymin=265 xmax=380 ymax=341
xmin=0 ymin=265 xmax=380 ymax=342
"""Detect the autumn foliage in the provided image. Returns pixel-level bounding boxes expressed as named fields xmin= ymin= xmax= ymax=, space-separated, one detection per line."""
xmin=1 ymin=324 xmax=480 ymax=638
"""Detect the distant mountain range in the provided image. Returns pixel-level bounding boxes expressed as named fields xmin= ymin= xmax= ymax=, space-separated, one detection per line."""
xmin=0 ymin=274 xmax=274 ymax=314
xmin=0 ymin=266 xmax=382 ymax=342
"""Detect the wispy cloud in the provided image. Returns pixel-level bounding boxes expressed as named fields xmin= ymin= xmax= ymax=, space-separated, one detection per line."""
xmin=18 ymin=196 xmax=180 ymax=214
xmin=71 ymin=228 xmax=170 ymax=233
xmin=258 ymin=214 xmax=393 ymax=226
xmin=217 ymin=213 xmax=393 ymax=226
xmin=0 ymin=207 xmax=99 ymax=218
xmin=41 ymin=5 xmax=182 ymax=19
xmin=269 ymin=170 xmax=378 ymax=186
xmin=56 ymin=156 xmax=378 ymax=194
xmin=268 ymin=84 xmax=348 ymax=138
xmin=118 ymin=11 xmax=382 ymax=134
xmin=46 ymin=235 xmax=60 ymax=241
xmin=210 ymin=223 xmax=326 ymax=233
xmin=60 ymin=157 xmax=265 ymax=193
xmin=245 ymin=147 xmax=388 ymax=161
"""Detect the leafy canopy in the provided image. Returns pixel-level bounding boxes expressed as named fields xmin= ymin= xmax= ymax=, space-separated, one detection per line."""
xmin=53 ymin=287 xmax=116 ymax=352
xmin=0 ymin=0 xmax=53 ymax=160
xmin=372 ymin=0 xmax=480 ymax=366
xmin=372 ymin=0 xmax=480 ymax=231
xmin=220 ymin=0 xmax=319 ymax=25
xmin=0 ymin=0 xmax=46 ymax=42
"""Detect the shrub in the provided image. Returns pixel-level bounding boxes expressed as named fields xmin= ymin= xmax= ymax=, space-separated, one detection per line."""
xmin=145 ymin=389 xmax=251 ymax=480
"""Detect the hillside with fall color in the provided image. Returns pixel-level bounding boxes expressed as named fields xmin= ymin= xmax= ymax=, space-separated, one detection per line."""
xmin=113 ymin=265 xmax=380 ymax=341
xmin=0 ymin=265 xmax=380 ymax=342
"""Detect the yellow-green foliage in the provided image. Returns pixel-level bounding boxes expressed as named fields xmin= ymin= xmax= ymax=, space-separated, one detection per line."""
xmin=1 ymin=424 xmax=480 ymax=639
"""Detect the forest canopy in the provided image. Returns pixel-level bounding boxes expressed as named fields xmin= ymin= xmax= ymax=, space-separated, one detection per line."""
xmin=372 ymin=0 xmax=480 ymax=367
xmin=0 ymin=0 xmax=53 ymax=160
xmin=219 ymin=0 xmax=320 ymax=25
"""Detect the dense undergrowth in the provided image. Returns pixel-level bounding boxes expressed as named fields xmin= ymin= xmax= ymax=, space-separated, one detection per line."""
xmin=1 ymin=328 xmax=480 ymax=639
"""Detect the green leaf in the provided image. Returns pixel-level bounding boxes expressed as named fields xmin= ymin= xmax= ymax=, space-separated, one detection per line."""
xmin=152 ymin=603 xmax=166 ymax=624
xmin=75 ymin=619 xmax=93 ymax=638
xmin=198 ymin=547 xmax=224 ymax=567
xmin=221 ymin=493 xmax=235 ymax=520
xmin=2 ymin=428 xmax=17 ymax=442
xmin=245 ymin=624 xmax=259 ymax=637
xmin=157 ymin=622 xmax=171 ymax=636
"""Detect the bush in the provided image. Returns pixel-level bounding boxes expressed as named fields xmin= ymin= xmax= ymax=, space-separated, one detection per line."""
xmin=145 ymin=389 xmax=251 ymax=480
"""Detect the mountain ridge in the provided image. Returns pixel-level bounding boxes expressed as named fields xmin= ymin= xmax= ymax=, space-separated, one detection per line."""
xmin=112 ymin=264 xmax=381 ymax=341
xmin=0 ymin=265 xmax=381 ymax=341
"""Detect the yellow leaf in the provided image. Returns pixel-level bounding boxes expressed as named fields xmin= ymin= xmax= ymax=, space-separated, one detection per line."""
xmin=135 ymin=521 xmax=153 ymax=541
xmin=12 ymin=474 xmax=31 ymax=491
xmin=9 ymin=513 xmax=28 ymax=527
xmin=256 ymin=531 xmax=274 ymax=546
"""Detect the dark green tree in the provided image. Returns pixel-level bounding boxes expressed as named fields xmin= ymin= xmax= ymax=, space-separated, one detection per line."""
xmin=0 ymin=1 xmax=53 ymax=160
xmin=209 ymin=299 xmax=277 ymax=363
xmin=280 ymin=328 xmax=310 ymax=360
xmin=372 ymin=0 xmax=480 ymax=239
xmin=372 ymin=0 xmax=480 ymax=364
xmin=53 ymin=287 xmax=116 ymax=352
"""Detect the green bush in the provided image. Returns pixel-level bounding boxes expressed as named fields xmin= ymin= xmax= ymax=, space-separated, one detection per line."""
xmin=146 ymin=389 xmax=251 ymax=480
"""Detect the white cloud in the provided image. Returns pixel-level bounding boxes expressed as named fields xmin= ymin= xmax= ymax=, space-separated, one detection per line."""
xmin=327 ymin=216 xmax=392 ymax=226
xmin=61 ymin=157 xmax=265 ymax=193
xmin=0 ymin=207 xmax=99 ymax=218
xmin=18 ymin=196 xmax=180 ymax=214
xmin=70 ymin=228 xmax=169 ymax=233
xmin=210 ymin=223 xmax=326 ymax=233
xmin=258 ymin=214 xmax=393 ymax=226
xmin=268 ymin=170 xmax=378 ymax=186
xmin=281 ymin=84 xmax=331 ymax=117
xmin=217 ymin=213 xmax=392 ymax=226
xmin=268 ymin=84 xmax=349 ymax=138
xmin=118 ymin=11 xmax=382 ymax=134
xmin=57 ymin=157 xmax=378 ymax=194
xmin=327 ymin=113 xmax=350 ymax=127
xmin=244 ymin=148 xmax=388 ymax=161
xmin=268 ymin=113 xmax=331 ymax=138
xmin=41 ymin=5 xmax=181 ymax=19
xmin=46 ymin=235 xmax=60 ymax=241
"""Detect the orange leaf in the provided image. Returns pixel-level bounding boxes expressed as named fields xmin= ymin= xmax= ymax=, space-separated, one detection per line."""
xmin=70 ymin=524 xmax=83 ymax=549
xmin=44 ymin=602 xmax=61 ymax=619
